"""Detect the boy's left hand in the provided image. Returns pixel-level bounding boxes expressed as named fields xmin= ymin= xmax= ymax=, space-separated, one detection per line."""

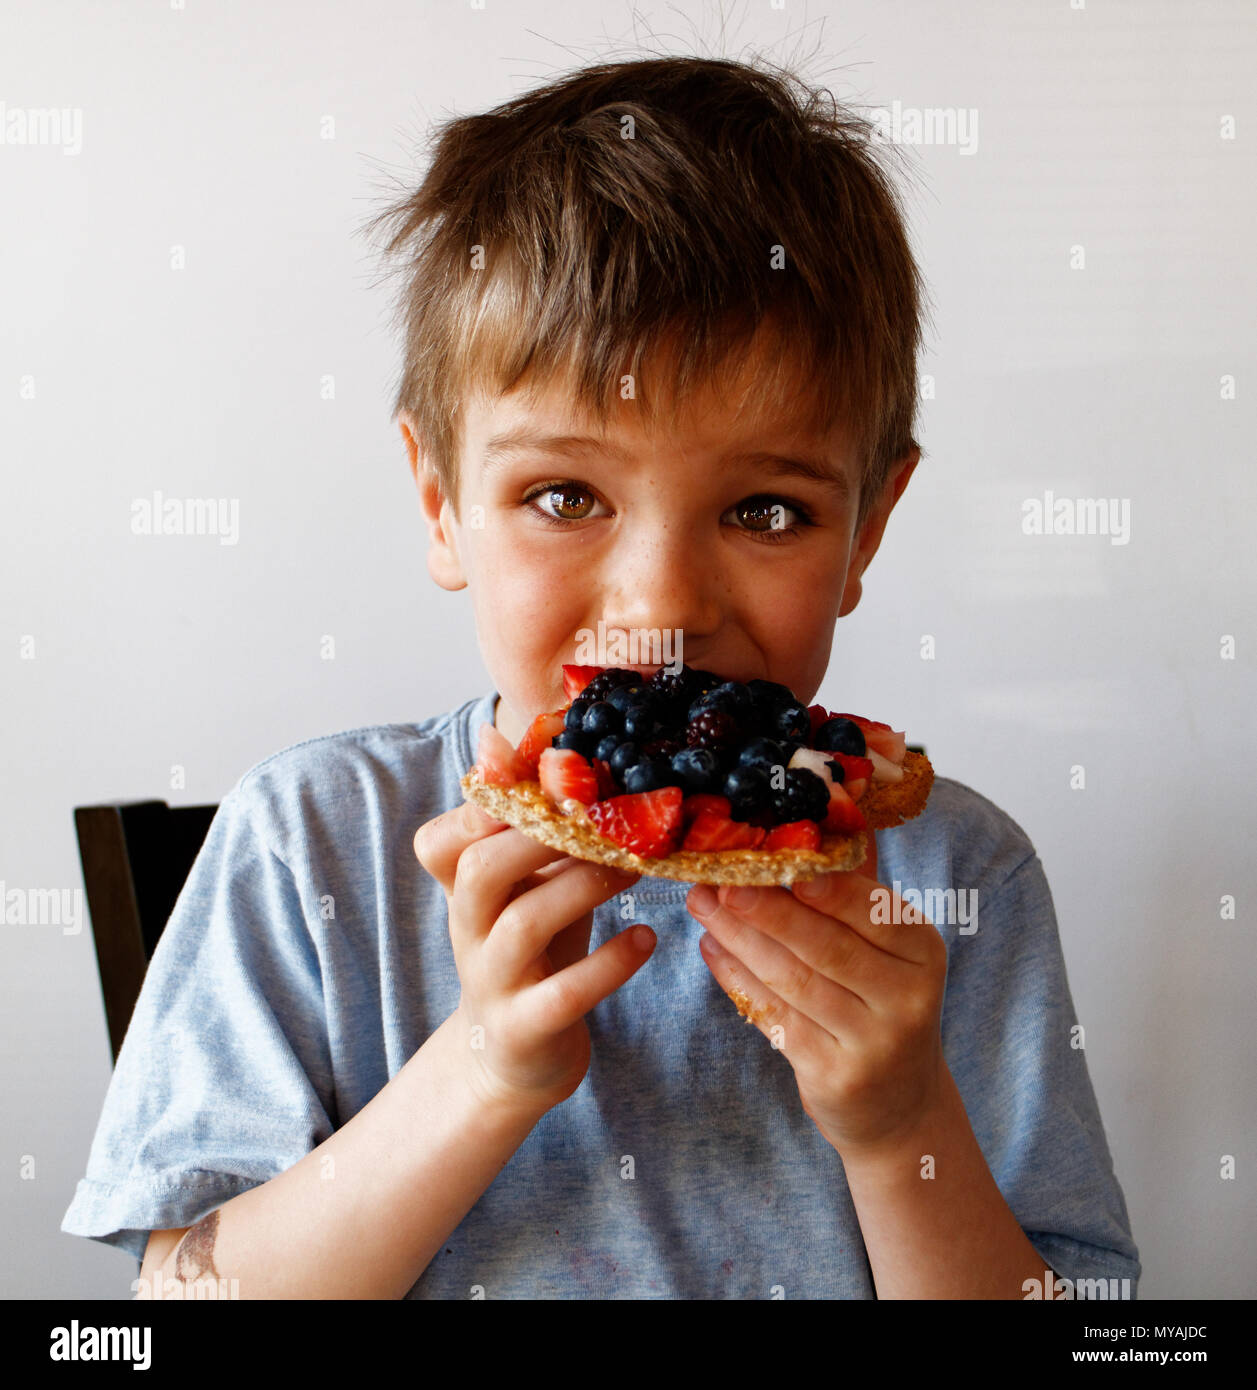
xmin=686 ymin=834 xmax=950 ymax=1160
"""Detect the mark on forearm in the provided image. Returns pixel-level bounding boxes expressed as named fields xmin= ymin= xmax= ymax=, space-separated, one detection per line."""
xmin=173 ymin=1209 xmax=221 ymax=1282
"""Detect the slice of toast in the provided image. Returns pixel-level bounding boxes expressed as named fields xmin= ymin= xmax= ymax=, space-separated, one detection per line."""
xmin=460 ymin=749 xmax=933 ymax=886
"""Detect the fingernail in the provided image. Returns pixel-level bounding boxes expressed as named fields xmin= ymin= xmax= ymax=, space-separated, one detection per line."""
xmin=723 ymin=886 xmax=756 ymax=911
xmin=795 ymin=875 xmax=826 ymax=901
xmin=689 ymin=884 xmax=717 ymax=917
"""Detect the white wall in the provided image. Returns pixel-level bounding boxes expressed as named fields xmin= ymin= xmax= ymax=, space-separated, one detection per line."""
xmin=3 ymin=0 xmax=1253 ymax=1299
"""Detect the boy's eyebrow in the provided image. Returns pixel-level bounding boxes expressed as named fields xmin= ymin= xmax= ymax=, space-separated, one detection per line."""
xmin=481 ymin=430 xmax=851 ymax=499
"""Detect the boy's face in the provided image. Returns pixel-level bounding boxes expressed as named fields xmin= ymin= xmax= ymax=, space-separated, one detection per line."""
xmin=402 ymin=335 xmax=917 ymax=746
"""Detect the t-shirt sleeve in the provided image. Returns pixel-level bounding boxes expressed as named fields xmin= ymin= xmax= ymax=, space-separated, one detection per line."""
xmin=941 ymin=852 xmax=1143 ymax=1298
xmin=60 ymin=773 xmax=335 ymax=1263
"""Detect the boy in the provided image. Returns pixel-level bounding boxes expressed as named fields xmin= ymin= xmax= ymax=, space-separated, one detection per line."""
xmin=62 ymin=55 xmax=1140 ymax=1298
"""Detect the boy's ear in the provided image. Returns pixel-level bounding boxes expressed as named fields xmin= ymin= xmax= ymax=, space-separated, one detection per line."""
xmin=398 ymin=412 xmax=467 ymax=592
xmin=838 ymin=448 xmax=920 ymax=619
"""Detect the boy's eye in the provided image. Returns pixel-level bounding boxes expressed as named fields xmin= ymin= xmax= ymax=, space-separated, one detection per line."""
xmin=525 ymin=484 xmax=607 ymax=522
xmin=724 ymin=495 xmax=813 ymax=539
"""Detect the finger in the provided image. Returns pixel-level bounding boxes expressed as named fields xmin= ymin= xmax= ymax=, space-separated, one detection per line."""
xmin=446 ymin=830 xmax=593 ymax=949
xmin=697 ymin=930 xmax=835 ymax=1070
xmin=415 ymin=800 xmax=538 ymax=896
xmin=693 ymin=884 xmax=873 ymax=1031
xmin=521 ymin=921 xmax=656 ymax=1036
xmin=485 ymin=860 xmax=641 ymax=988
xmin=789 ymin=858 xmax=938 ymax=965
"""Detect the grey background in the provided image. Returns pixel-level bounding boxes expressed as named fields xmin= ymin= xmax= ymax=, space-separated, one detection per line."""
xmin=2 ymin=0 xmax=1253 ymax=1298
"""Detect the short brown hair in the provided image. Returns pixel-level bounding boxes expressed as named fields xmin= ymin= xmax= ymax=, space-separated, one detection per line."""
xmin=366 ymin=55 xmax=929 ymax=528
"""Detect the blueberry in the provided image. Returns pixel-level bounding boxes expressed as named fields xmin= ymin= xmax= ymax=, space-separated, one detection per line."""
xmin=608 ymin=741 xmax=642 ymax=773
xmin=737 ymin=737 xmax=788 ymax=772
xmin=582 ymin=700 xmax=622 ymax=740
xmin=553 ymin=728 xmax=596 ymax=755
xmin=564 ymin=698 xmax=592 ymax=732
xmin=606 ymin=683 xmax=647 ymax=713
xmin=594 ymin=735 xmax=621 ymax=763
xmin=723 ymin=764 xmax=772 ymax=821
xmin=623 ymin=758 xmax=673 ymax=794
xmin=773 ymin=699 xmax=810 ymax=743
xmin=622 ymin=705 xmax=662 ymax=741
xmin=813 ymin=717 xmax=866 ymax=757
xmin=670 ymin=747 xmax=720 ymax=794
xmin=745 ymin=678 xmax=795 ymax=712
xmin=707 ymin=681 xmax=755 ymax=717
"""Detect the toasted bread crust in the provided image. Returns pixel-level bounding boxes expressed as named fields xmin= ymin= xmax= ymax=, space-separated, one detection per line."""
xmin=459 ymin=751 xmax=934 ymax=886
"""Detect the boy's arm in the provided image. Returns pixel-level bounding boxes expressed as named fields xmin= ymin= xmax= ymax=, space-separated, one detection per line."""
xmin=146 ymin=1009 xmax=547 ymax=1300
xmin=839 ymin=1063 xmax=1057 ymax=1299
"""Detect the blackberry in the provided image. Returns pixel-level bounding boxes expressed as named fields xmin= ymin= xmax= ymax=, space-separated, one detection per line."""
xmin=594 ymin=735 xmax=620 ymax=763
xmin=642 ymin=735 xmax=684 ymax=760
xmin=768 ymin=768 xmax=830 ymax=825
xmin=813 ymin=717 xmax=866 ymax=757
xmin=686 ymin=709 xmax=740 ymax=751
xmin=581 ymin=668 xmax=643 ymax=702
xmin=647 ymin=664 xmax=705 ymax=707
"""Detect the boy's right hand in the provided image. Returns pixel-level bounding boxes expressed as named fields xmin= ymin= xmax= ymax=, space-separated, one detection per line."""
xmin=414 ymin=801 xmax=652 ymax=1117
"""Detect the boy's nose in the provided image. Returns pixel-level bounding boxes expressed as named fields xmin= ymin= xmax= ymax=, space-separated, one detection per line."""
xmin=601 ymin=531 xmax=724 ymax=639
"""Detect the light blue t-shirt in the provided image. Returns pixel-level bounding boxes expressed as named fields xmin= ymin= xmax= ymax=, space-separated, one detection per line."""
xmin=62 ymin=690 xmax=1141 ymax=1298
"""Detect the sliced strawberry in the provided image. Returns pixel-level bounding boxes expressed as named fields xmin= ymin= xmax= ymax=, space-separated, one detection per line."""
xmin=807 ymin=703 xmax=831 ymax=739
xmin=516 ymin=709 xmax=567 ymax=778
xmin=844 ymin=777 xmax=869 ymax=802
xmin=762 ymin=820 xmax=822 ymax=851
xmin=538 ymin=746 xmax=600 ymax=806
xmin=829 ymin=713 xmax=906 ymax=765
xmin=681 ymin=793 xmax=732 ymax=826
xmin=562 ymin=664 xmax=604 ymax=701
xmin=680 ymin=810 xmax=767 ymax=852
xmin=863 ymin=727 xmax=907 ymax=765
xmin=474 ymin=723 xmax=530 ymax=787
xmin=591 ymin=757 xmax=617 ymax=800
xmin=820 ymin=781 xmax=867 ymax=834
xmin=825 ymin=752 xmax=874 ymax=783
xmin=588 ymin=786 xmax=683 ymax=859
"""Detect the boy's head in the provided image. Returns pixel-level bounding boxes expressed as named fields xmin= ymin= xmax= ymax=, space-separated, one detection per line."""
xmin=369 ymin=56 xmax=928 ymax=742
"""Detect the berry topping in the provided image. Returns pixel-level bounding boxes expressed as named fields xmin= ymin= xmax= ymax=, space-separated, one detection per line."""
xmin=820 ymin=781 xmax=867 ymax=834
xmin=814 ymin=717 xmax=867 ymax=757
xmin=538 ymin=746 xmax=600 ymax=806
xmin=763 ymin=820 xmax=823 ymax=851
xmin=474 ymin=723 xmax=531 ymax=787
xmin=516 ymin=709 xmax=567 ymax=778
xmin=669 ymin=746 xmax=721 ymax=794
xmin=587 ymin=785 xmax=683 ymax=858
xmin=680 ymin=793 xmax=732 ymax=826
xmin=622 ymin=758 xmax=674 ymax=794
xmin=686 ymin=708 xmax=740 ymax=751
xmin=680 ymin=809 xmax=767 ymax=852
xmin=768 ymin=767 xmax=830 ymax=825
xmin=561 ymin=665 xmax=604 ymax=700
